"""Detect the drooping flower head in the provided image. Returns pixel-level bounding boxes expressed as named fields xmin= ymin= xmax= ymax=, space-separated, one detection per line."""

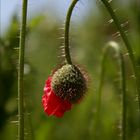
xmin=42 ymin=64 xmax=87 ymax=117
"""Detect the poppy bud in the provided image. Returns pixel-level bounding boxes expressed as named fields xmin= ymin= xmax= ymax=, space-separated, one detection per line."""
xmin=51 ymin=64 xmax=87 ymax=103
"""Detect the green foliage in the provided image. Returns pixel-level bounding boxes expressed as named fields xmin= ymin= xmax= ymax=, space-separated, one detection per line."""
xmin=0 ymin=15 xmax=19 ymax=131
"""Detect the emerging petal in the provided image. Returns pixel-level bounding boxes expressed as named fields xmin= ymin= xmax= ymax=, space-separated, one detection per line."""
xmin=42 ymin=77 xmax=72 ymax=117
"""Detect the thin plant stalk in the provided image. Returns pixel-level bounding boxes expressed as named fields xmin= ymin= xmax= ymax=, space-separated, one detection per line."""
xmin=18 ymin=0 xmax=28 ymax=140
xmin=24 ymin=95 xmax=34 ymax=140
xmin=101 ymin=0 xmax=140 ymax=112
xmin=93 ymin=45 xmax=108 ymax=139
xmin=94 ymin=44 xmax=108 ymax=138
xmin=64 ymin=0 xmax=78 ymax=64
xmin=120 ymin=53 xmax=126 ymax=140
xmin=95 ymin=41 xmax=126 ymax=140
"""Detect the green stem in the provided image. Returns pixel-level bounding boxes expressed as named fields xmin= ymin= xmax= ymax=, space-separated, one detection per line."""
xmin=25 ymin=95 xmax=34 ymax=140
xmin=93 ymin=43 xmax=107 ymax=139
xmin=18 ymin=0 xmax=28 ymax=140
xmin=120 ymin=53 xmax=126 ymax=140
xmin=95 ymin=42 xmax=126 ymax=140
xmin=64 ymin=0 xmax=78 ymax=64
xmin=95 ymin=43 xmax=107 ymax=127
xmin=101 ymin=0 xmax=140 ymax=114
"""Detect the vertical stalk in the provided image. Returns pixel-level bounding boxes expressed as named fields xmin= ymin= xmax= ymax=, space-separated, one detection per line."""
xmin=18 ymin=0 xmax=28 ymax=140
xmin=93 ymin=45 xmax=108 ymax=139
xmin=95 ymin=42 xmax=126 ymax=140
xmin=64 ymin=0 xmax=78 ymax=64
xmin=101 ymin=0 xmax=140 ymax=111
xmin=120 ymin=53 xmax=126 ymax=140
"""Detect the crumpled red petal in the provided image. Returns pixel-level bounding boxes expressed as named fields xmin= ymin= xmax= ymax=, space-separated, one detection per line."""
xmin=42 ymin=77 xmax=72 ymax=117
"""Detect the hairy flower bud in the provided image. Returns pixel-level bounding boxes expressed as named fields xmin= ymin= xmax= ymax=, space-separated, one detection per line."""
xmin=51 ymin=64 xmax=87 ymax=103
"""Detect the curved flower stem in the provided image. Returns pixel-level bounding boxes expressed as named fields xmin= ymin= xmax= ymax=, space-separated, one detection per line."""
xmin=101 ymin=0 xmax=140 ymax=113
xmin=95 ymin=42 xmax=126 ymax=140
xmin=18 ymin=0 xmax=28 ymax=140
xmin=64 ymin=0 xmax=78 ymax=64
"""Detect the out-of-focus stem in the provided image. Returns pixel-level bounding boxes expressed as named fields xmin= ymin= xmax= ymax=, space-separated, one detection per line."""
xmin=95 ymin=42 xmax=126 ymax=140
xmin=101 ymin=0 xmax=140 ymax=114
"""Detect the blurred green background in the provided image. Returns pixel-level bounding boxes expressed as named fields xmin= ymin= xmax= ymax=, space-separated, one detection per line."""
xmin=0 ymin=0 xmax=140 ymax=140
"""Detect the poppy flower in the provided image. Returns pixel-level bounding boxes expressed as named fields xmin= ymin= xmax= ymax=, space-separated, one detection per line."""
xmin=42 ymin=64 xmax=87 ymax=117
xmin=42 ymin=77 xmax=72 ymax=117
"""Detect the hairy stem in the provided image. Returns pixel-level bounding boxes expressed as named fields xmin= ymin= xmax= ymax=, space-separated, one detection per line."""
xmin=18 ymin=0 xmax=28 ymax=140
xmin=25 ymin=95 xmax=34 ymax=140
xmin=95 ymin=41 xmax=126 ymax=140
xmin=101 ymin=0 xmax=140 ymax=115
xmin=120 ymin=53 xmax=126 ymax=140
xmin=64 ymin=0 xmax=78 ymax=64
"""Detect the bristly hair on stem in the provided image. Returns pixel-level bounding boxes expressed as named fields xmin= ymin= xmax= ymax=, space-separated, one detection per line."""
xmin=100 ymin=0 xmax=140 ymax=136
xmin=94 ymin=41 xmax=126 ymax=140
xmin=64 ymin=0 xmax=79 ymax=64
xmin=18 ymin=0 xmax=28 ymax=140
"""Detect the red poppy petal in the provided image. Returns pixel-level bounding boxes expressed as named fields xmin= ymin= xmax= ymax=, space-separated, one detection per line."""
xmin=53 ymin=101 xmax=72 ymax=117
xmin=42 ymin=77 xmax=72 ymax=117
xmin=45 ymin=77 xmax=52 ymax=86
